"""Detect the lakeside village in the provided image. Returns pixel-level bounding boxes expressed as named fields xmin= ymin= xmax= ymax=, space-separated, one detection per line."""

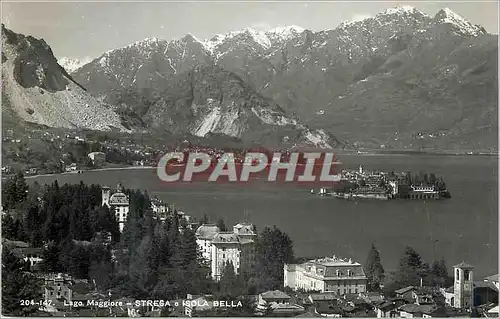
xmin=313 ymin=165 xmax=452 ymax=201
xmin=0 ymin=127 xmax=492 ymax=178
xmin=1 ymin=128 xmax=307 ymax=177
xmin=2 ymin=175 xmax=497 ymax=318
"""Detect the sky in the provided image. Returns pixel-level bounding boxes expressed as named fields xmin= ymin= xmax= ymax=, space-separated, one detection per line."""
xmin=2 ymin=0 xmax=499 ymax=60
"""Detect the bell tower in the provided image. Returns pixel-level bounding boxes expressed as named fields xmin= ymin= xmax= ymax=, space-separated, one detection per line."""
xmin=453 ymin=262 xmax=474 ymax=310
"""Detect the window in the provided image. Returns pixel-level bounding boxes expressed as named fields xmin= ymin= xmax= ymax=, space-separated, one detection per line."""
xmin=456 ymin=269 xmax=460 ymax=281
xmin=464 ymin=270 xmax=470 ymax=281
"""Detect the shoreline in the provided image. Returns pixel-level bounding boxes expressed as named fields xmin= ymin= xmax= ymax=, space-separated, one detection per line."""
xmin=22 ymin=166 xmax=155 ymax=180
xmin=7 ymin=150 xmax=496 ymax=181
xmin=336 ymin=149 xmax=498 ymax=157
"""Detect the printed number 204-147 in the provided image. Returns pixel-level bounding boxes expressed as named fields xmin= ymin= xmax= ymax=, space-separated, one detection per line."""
xmin=20 ymin=300 xmax=52 ymax=306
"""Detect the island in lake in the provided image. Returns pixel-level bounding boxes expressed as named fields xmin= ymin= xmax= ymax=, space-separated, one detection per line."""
xmin=314 ymin=165 xmax=451 ymax=200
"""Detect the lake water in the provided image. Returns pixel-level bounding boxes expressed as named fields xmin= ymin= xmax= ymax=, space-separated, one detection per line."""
xmin=28 ymin=154 xmax=498 ymax=278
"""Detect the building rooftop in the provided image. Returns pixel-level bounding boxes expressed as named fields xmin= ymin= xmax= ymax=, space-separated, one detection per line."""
xmin=195 ymin=224 xmax=220 ymax=240
xmin=309 ymin=256 xmax=361 ymax=267
xmin=212 ymin=232 xmax=254 ymax=244
xmin=151 ymin=197 xmax=165 ymax=205
xmin=474 ymin=281 xmax=499 ymax=292
xmin=453 ymin=261 xmax=474 ymax=269
xmin=485 ymin=274 xmax=499 ymax=282
xmin=284 ymin=264 xmax=296 ymax=271
xmin=398 ymin=304 xmax=436 ymax=315
xmin=375 ymin=301 xmax=397 ymax=311
xmin=309 ymin=293 xmax=337 ymax=301
xmin=261 ymin=290 xmax=291 ymax=300
xmin=394 ymin=286 xmax=417 ymax=295
xmin=299 ymin=256 xmax=366 ymax=278
xmin=109 ymin=192 xmax=129 ymax=205
xmin=3 ymin=239 xmax=30 ymax=248
xmin=233 ymin=222 xmax=256 ymax=235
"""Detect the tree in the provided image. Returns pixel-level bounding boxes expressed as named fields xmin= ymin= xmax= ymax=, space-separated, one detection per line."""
xmin=2 ymin=245 xmax=43 ymax=316
xmin=364 ymin=244 xmax=385 ymax=291
xmin=254 ymin=226 xmax=295 ymax=292
xmin=180 ymin=228 xmax=199 ymax=267
xmin=68 ymin=244 xmax=91 ymax=279
xmin=219 ymin=262 xmax=241 ymax=299
xmin=2 ymin=214 xmax=22 ymax=240
xmin=2 ymin=172 xmax=28 ymax=210
xmin=393 ymin=246 xmax=428 ymax=288
xmin=90 ymin=205 xmax=120 ymax=243
xmin=436 ymin=178 xmax=447 ymax=191
xmin=23 ymin=201 xmax=42 ymax=246
xmin=89 ymin=244 xmax=113 ymax=291
xmin=431 ymin=258 xmax=449 ymax=287
xmin=128 ymin=235 xmax=157 ymax=298
xmin=199 ymin=213 xmax=209 ymax=226
xmin=41 ymin=241 xmax=61 ymax=273
xmin=429 ymin=173 xmax=437 ymax=185
xmin=216 ymin=218 xmax=227 ymax=232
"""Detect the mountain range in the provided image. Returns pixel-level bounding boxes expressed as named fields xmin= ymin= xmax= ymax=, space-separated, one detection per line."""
xmin=3 ymin=5 xmax=498 ymax=151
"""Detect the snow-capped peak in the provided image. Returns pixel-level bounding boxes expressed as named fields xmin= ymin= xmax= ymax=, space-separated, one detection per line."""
xmin=124 ymin=37 xmax=164 ymax=49
xmin=203 ymin=27 xmax=271 ymax=51
xmin=58 ymin=57 xmax=92 ymax=73
xmin=265 ymin=25 xmax=305 ymax=42
xmin=435 ymin=8 xmax=468 ymax=24
xmin=202 ymin=34 xmax=225 ymax=54
xmin=379 ymin=5 xmax=418 ymax=15
xmin=434 ymin=7 xmax=485 ymax=36
xmin=237 ymin=28 xmax=272 ymax=48
xmin=267 ymin=25 xmax=305 ymax=35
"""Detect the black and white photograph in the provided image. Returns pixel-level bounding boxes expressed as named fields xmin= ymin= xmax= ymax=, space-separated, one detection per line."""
xmin=1 ymin=0 xmax=498 ymax=317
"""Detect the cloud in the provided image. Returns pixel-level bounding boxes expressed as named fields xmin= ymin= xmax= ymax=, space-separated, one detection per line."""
xmin=351 ymin=13 xmax=372 ymax=22
xmin=251 ymin=21 xmax=272 ymax=31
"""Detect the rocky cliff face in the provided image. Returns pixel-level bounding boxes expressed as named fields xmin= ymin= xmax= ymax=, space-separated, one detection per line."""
xmin=141 ymin=65 xmax=338 ymax=148
xmin=1 ymin=25 xmax=127 ymax=131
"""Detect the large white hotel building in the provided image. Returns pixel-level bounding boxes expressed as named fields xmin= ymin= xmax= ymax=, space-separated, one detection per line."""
xmin=284 ymin=256 xmax=367 ymax=295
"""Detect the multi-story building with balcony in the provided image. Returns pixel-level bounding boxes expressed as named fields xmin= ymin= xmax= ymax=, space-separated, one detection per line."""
xmin=284 ymin=256 xmax=367 ymax=295
xmin=210 ymin=232 xmax=255 ymax=281
xmin=195 ymin=222 xmax=257 ymax=281
xmin=102 ymin=184 xmax=129 ymax=232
